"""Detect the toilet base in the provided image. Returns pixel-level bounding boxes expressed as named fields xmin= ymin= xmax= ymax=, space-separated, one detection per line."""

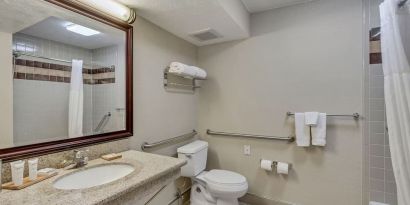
xmin=190 ymin=183 xmax=216 ymax=205
xmin=190 ymin=183 xmax=240 ymax=205
xmin=216 ymin=198 xmax=239 ymax=205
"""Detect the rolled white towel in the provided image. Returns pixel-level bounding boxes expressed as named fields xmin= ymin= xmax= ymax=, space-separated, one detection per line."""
xmin=191 ymin=66 xmax=207 ymax=79
xmin=169 ymin=62 xmax=207 ymax=79
xmin=169 ymin=62 xmax=195 ymax=78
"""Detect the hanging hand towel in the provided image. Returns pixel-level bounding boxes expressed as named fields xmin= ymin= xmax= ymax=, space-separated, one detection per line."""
xmin=312 ymin=113 xmax=327 ymax=146
xmin=305 ymin=112 xmax=319 ymax=126
xmin=295 ymin=113 xmax=310 ymax=146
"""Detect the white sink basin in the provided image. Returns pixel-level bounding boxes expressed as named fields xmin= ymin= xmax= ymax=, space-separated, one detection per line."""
xmin=53 ymin=163 xmax=135 ymax=190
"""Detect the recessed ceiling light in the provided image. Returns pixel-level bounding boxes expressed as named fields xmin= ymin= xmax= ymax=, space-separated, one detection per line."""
xmin=66 ymin=24 xmax=100 ymax=36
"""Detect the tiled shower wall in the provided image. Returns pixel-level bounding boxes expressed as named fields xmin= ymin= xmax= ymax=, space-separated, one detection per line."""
xmin=365 ymin=0 xmax=397 ymax=204
xmin=14 ymin=33 xmax=93 ymax=65
xmin=13 ymin=33 xmax=93 ymax=145
xmin=91 ymin=45 xmax=126 ymax=133
xmin=12 ymin=33 xmax=124 ymax=146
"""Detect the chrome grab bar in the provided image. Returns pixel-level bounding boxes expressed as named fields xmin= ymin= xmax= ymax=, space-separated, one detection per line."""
xmin=141 ymin=130 xmax=197 ymax=151
xmin=206 ymin=129 xmax=295 ymax=142
xmin=94 ymin=112 xmax=111 ymax=133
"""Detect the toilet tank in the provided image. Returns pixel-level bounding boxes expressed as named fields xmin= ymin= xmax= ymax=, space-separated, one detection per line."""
xmin=177 ymin=140 xmax=208 ymax=177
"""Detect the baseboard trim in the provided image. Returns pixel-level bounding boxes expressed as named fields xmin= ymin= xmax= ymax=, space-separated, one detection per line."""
xmin=240 ymin=193 xmax=296 ymax=205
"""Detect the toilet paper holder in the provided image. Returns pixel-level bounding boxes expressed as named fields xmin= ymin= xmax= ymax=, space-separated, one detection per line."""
xmin=260 ymin=159 xmax=292 ymax=169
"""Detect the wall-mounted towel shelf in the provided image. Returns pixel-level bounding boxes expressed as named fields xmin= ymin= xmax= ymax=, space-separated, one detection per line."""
xmin=163 ymin=67 xmax=205 ymax=90
xmin=141 ymin=130 xmax=197 ymax=151
xmin=286 ymin=112 xmax=360 ymax=120
xmin=206 ymin=129 xmax=295 ymax=142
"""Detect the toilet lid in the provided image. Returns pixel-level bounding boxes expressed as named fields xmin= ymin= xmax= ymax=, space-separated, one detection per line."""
xmin=204 ymin=170 xmax=247 ymax=185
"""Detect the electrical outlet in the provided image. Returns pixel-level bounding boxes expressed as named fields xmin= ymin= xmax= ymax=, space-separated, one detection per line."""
xmin=244 ymin=145 xmax=251 ymax=156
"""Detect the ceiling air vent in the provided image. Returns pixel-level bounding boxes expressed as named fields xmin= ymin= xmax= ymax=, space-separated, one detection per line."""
xmin=190 ymin=29 xmax=221 ymax=42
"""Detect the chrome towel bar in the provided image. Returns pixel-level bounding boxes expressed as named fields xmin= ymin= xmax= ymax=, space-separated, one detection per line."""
xmin=206 ymin=129 xmax=295 ymax=142
xmin=286 ymin=112 xmax=360 ymax=120
xmin=141 ymin=130 xmax=197 ymax=151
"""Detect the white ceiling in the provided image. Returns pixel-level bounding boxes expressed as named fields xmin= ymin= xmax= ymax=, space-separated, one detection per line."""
xmin=19 ymin=17 xmax=125 ymax=50
xmin=0 ymin=0 xmax=125 ymax=50
xmin=117 ymin=0 xmax=315 ymax=46
xmin=118 ymin=0 xmax=250 ymax=46
xmin=240 ymin=0 xmax=313 ymax=13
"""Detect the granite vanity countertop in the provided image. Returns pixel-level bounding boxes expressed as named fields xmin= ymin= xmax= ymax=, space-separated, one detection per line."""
xmin=0 ymin=150 xmax=186 ymax=205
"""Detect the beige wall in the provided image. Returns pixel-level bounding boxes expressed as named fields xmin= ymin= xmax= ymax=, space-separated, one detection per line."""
xmin=0 ymin=32 xmax=13 ymax=148
xmin=131 ymin=16 xmax=198 ymax=156
xmin=197 ymin=0 xmax=364 ymax=205
xmin=129 ymin=16 xmax=199 ymax=205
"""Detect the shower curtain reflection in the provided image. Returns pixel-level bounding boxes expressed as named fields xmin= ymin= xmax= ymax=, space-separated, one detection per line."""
xmin=68 ymin=59 xmax=84 ymax=138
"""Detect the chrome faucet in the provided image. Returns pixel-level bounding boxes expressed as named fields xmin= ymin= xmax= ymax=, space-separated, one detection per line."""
xmin=61 ymin=149 xmax=89 ymax=169
xmin=73 ymin=150 xmax=89 ymax=168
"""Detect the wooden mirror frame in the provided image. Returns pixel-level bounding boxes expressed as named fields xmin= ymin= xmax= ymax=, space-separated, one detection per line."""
xmin=0 ymin=0 xmax=133 ymax=162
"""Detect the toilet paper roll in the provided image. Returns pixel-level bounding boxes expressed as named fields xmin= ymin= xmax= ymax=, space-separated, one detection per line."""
xmin=260 ymin=159 xmax=273 ymax=171
xmin=277 ymin=162 xmax=289 ymax=175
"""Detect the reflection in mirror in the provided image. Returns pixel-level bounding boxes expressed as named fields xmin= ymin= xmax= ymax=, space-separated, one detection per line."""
xmin=0 ymin=0 xmax=127 ymax=149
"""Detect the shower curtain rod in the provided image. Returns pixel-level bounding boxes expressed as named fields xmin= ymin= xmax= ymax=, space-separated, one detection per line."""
xmin=13 ymin=52 xmax=114 ymax=68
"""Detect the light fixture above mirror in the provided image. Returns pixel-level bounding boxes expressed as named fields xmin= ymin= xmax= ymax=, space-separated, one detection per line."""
xmin=75 ymin=0 xmax=136 ymax=23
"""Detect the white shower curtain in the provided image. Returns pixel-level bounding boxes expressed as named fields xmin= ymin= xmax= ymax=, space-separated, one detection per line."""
xmin=68 ymin=60 xmax=84 ymax=138
xmin=380 ymin=1 xmax=410 ymax=204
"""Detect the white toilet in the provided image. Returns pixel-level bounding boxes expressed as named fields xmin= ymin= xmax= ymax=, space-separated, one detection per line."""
xmin=177 ymin=140 xmax=248 ymax=205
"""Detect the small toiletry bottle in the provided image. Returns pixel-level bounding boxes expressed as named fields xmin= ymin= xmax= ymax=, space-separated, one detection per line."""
xmin=10 ymin=160 xmax=24 ymax=186
xmin=28 ymin=158 xmax=39 ymax=181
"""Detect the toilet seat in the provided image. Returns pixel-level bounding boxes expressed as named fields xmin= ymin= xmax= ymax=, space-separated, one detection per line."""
xmin=201 ymin=170 xmax=248 ymax=199
xmin=205 ymin=170 xmax=247 ymax=185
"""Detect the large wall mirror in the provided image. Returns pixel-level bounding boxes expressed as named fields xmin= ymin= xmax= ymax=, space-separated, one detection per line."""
xmin=0 ymin=0 xmax=133 ymax=162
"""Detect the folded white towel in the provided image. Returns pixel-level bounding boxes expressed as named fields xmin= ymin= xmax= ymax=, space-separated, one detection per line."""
xmin=192 ymin=66 xmax=207 ymax=79
xmin=295 ymin=113 xmax=310 ymax=147
xmin=169 ymin=62 xmax=207 ymax=79
xmin=169 ymin=62 xmax=196 ymax=77
xmin=312 ymin=113 xmax=327 ymax=146
xmin=305 ymin=112 xmax=319 ymax=126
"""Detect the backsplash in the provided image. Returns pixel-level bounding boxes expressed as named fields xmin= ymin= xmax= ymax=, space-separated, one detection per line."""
xmin=1 ymin=139 xmax=130 ymax=183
